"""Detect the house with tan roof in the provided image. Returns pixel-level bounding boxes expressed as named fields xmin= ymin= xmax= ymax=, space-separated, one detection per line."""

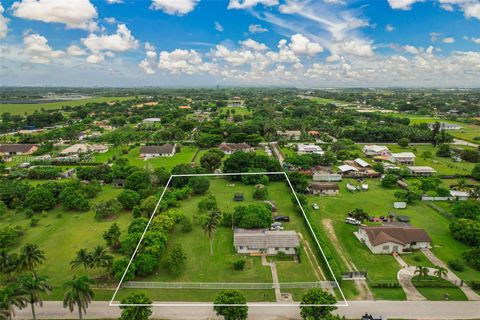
xmin=390 ymin=152 xmax=416 ymax=165
xmin=357 ymin=226 xmax=431 ymax=254
xmin=234 ymin=229 xmax=299 ymax=256
xmin=218 ymin=142 xmax=254 ymax=155
xmin=0 ymin=144 xmax=38 ymax=155
xmin=140 ymin=144 xmax=176 ymax=158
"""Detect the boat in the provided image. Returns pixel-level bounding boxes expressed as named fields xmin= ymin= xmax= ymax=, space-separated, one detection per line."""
xmin=362 ymin=183 xmax=369 ymax=191
xmin=346 ymin=183 xmax=357 ymax=192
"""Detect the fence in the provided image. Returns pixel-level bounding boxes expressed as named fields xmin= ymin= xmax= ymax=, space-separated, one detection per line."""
xmin=342 ymin=271 xmax=367 ymax=280
xmin=122 ymin=281 xmax=337 ymax=290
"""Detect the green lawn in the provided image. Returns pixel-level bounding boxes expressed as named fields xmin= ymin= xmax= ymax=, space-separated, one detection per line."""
xmin=116 ymin=178 xmax=328 ymax=302
xmin=305 ymin=178 xmax=480 ymax=300
xmin=0 ymin=186 xmax=130 ymax=298
xmin=412 ymin=276 xmax=468 ymax=301
xmin=218 ymin=107 xmax=252 ymax=116
xmin=0 ymin=96 xmax=134 ymax=115
xmin=124 ymin=146 xmax=198 ymax=171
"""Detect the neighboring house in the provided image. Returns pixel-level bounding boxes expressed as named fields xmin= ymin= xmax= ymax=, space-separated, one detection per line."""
xmin=362 ymin=145 xmax=390 ymax=157
xmin=61 ymin=168 xmax=76 ymax=179
xmin=142 ymin=118 xmax=162 ymax=124
xmin=276 ymin=130 xmax=301 ymax=141
xmin=139 ymin=144 xmax=176 ymax=158
xmin=309 ymin=182 xmax=340 ymax=195
xmin=357 ymin=226 xmax=431 ymax=254
xmin=112 ymin=179 xmax=126 ymax=188
xmin=228 ymin=96 xmax=244 ymax=107
xmin=218 ymin=142 xmax=254 ymax=155
xmin=233 ymin=229 xmax=300 ymax=256
xmin=297 ymin=144 xmax=324 ymax=155
xmin=394 ymin=202 xmax=407 ymax=209
xmin=354 ymin=158 xmax=371 ymax=168
xmin=428 ymin=122 xmax=462 ymax=130
xmin=312 ymin=171 xmax=343 ymax=182
xmin=450 ymin=190 xmax=470 ymax=200
xmin=60 ymin=143 xmax=109 ymax=155
xmin=390 ymin=152 xmax=416 ymax=165
xmin=338 ymin=164 xmax=359 ymax=174
xmin=407 ymin=166 xmax=437 ymax=177
xmin=0 ymin=144 xmax=38 ymax=155
xmin=178 ymin=105 xmax=191 ymax=109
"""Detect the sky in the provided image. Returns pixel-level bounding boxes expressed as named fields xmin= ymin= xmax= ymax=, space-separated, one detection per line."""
xmin=0 ymin=0 xmax=479 ymax=87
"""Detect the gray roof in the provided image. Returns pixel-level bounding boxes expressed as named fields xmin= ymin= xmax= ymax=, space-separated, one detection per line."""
xmin=218 ymin=142 xmax=252 ymax=153
xmin=140 ymin=144 xmax=175 ymax=154
xmin=234 ymin=229 xmax=299 ymax=249
xmin=0 ymin=144 xmax=37 ymax=153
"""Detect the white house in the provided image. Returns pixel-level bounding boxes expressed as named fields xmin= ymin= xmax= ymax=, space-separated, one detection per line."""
xmin=297 ymin=144 xmax=324 ymax=155
xmin=390 ymin=152 xmax=416 ymax=165
xmin=450 ymin=190 xmax=470 ymax=200
xmin=218 ymin=142 xmax=254 ymax=155
xmin=234 ymin=229 xmax=299 ymax=256
xmin=312 ymin=171 xmax=343 ymax=182
xmin=139 ymin=144 xmax=176 ymax=158
xmin=309 ymin=182 xmax=340 ymax=196
xmin=357 ymin=226 xmax=431 ymax=254
xmin=354 ymin=158 xmax=371 ymax=168
xmin=362 ymin=145 xmax=390 ymax=157
xmin=276 ymin=130 xmax=301 ymax=141
xmin=60 ymin=143 xmax=108 ymax=155
xmin=338 ymin=164 xmax=359 ymax=174
xmin=407 ymin=166 xmax=437 ymax=177
xmin=428 ymin=122 xmax=462 ymax=130
xmin=142 ymin=118 xmax=162 ymax=124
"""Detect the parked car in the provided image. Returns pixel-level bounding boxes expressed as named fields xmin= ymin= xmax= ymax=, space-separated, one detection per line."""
xmin=271 ymin=222 xmax=283 ymax=228
xmin=380 ymin=216 xmax=388 ymax=222
xmin=270 ymin=225 xmax=284 ymax=231
xmin=274 ymin=215 xmax=290 ymax=222
xmin=345 ymin=217 xmax=361 ymax=225
xmin=312 ymin=203 xmax=319 ymax=210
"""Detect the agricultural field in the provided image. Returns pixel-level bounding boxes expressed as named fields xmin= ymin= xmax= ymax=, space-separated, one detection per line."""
xmin=305 ymin=179 xmax=479 ymax=300
xmin=113 ymin=177 xmax=334 ymax=302
xmin=0 ymin=96 xmax=134 ymax=115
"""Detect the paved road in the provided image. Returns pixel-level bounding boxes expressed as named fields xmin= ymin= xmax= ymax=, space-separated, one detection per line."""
xmin=13 ymin=301 xmax=480 ymax=319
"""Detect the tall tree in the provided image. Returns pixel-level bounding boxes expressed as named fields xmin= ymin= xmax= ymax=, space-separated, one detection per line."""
xmin=202 ymin=210 xmax=221 ymax=256
xmin=63 ymin=275 xmax=95 ymax=320
xmin=213 ymin=290 xmax=248 ymax=320
xmin=18 ymin=244 xmax=45 ymax=276
xmin=434 ymin=266 xmax=448 ymax=279
xmin=0 ymin=284 xmax=27 ymax=320
xmin=70 ymin=249 xmax=92 ymax=271
xmin=119 ymin=292 xmax=152 ymax=320
xmin=89 ymin=246 xmax=113 ymax=275
xmin=18 ymin=275 xmax=52 ymax=320
xmin=415 ymin=266 xmax=430 ymax=278
xmin=300 ymin=288 xmax=337 ymax=320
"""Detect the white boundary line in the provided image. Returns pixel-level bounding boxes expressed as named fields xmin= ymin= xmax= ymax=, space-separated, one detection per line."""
xmin=109 ymin=172 xmax=348 ymax=307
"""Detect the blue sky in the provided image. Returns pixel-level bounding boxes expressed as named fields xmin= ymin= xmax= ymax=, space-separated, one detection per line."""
xmin=0 ymin=0 xmax=479 ymax=87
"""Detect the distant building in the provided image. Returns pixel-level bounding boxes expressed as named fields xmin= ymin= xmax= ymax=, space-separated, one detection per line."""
xmin=312 ymin=171 xmax=343 ymax=182
xmin=139 ymin=144 xmax=176 ymax=158
xmin=362 ymin=145 xmax=390 ymax=157
xmin=357 ymin=226 xmax=431 ymax=254
xmin=428 ymin=122 xmax=462 ymax=130
xmin=142 ymin=118 xmax=162 ymax=124
xmin=234 ymin=229 xmax=299 ymax=256
xmin=354 ymin=158 xmax=371 ymax=168
xmin=297 ymin=144 xmax=324 ymax=155
xmin=338 ymin=164 xmax=359 ymax=174
xmin=0 ymin=144 xmax=38 ymax=155
xmin=450 ymin=190 xmax=470 ymax=200
xmin=276 ymin=130 xmax=301 ymax=141
xmin=218 ymin=142 xmax=254 ymax=155
xmin=407 ymin=166 xmax=437 ymax=177
xmin=390 ymin=152 xmax=416 ymax=165
xmin=309 ymin=182 xmax=340 ymax=196
xmin=60 ymin=144 xmax=108 ymax=155
xmin=228 ymin=96 xmax=244 ymax=107
xmin=178 ymin=105 xmax=191 ymax=109
xmin=61 ymin=168 xmax=76 ymax=179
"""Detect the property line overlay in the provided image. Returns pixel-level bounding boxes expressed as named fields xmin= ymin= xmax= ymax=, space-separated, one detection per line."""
xmin=109 ymin=172 xmax=349 ymax=307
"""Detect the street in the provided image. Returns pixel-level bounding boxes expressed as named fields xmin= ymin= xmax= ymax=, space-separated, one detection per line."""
xmin=13 ymin=301 xmax=480 ymax=319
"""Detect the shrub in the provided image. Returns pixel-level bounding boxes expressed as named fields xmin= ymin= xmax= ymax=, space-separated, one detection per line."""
xmin=448 ymin=259 xmax=465 ymax=272
xmin=233 ymin=258 xmax=246 ymax=271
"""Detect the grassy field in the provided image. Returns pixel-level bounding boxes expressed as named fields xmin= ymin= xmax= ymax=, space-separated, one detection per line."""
xmin=305 ymin=178 xmax=479 ymax=300
xmin=412 ymin=276 xmax=468 ymax=301
xmin=0 ymin=186 xmax=130 ymax=299
xmin=124 ymin=146 xmax=198 ymax=171
xmin=0 ymin=96 xmax=134 ymax=115
xmin=309 ymin=97 xmax=347 ymax=105
xmin=218 ymin=107 xmax=252 ymax=116
xmin=115 ymin=178 xmax=327 ymax=302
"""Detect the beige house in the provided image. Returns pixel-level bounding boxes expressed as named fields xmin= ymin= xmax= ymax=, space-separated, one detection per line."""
xmin=60 ymin=143 xmax=108 ymax=155
xmin=218 ymin=142 xmax=254 ymax=155
xmin=234 ymin=229 xmax=299 ymax=256
xmin=362 ymin=145 xmax=390 ymax=157
xmin=0 ymin=144 xmax=38 ymax=155
xmin=140 ymin=144 xmax=176 ymax=158
xmin=390 ymin=152 xmax=416 ymax=165
xmin=276 ymin=130 xmax=301 ymax=140
xmin=357 ymin=226 xmax=431 ymax=254
xmin=309 ymin=182 xmax=340 ymax=195
xmin=407 ymin=166 xmax=437 ymax=177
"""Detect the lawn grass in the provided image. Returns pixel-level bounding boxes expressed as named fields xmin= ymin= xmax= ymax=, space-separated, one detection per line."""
xmin=218 ymin=107 xmax=252 ymax=116
xmin=124 ymin=146 xmax=198 ymax=171
xmin=0 ymin=96 xmax=133 ymax=115
xmin=412 ymin=276 xmax=468 ymax=301
xmin=116 ymin=178 xmax=329 ymax=302
xmin=0 ymin=186 xmax=131 ymax=298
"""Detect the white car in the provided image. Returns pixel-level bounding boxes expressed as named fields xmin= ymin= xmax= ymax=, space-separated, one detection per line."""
xmin=312 ymin=203 xmax=319 ymax=210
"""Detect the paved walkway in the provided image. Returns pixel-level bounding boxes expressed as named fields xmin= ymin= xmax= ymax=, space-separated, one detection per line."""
xmin=394 ymin=254 xmax=427 ymax=300
xmin=13 ymin=301 xmax=480 ymax=319
xmin=269 ymin=142 xmax=284 ymax=166
xmin=422 ymin=249 xmax=480 ymax=301
xmin=261 ymin=256 xmax=282 ymax=302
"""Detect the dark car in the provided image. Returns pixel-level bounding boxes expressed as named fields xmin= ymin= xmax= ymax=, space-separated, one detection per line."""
xmin=274 ymin=216 xmax=290 ymax=222
xmin=380 ymin=216 xmax=388 ymax=222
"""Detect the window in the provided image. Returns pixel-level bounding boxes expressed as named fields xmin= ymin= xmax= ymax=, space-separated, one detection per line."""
xmin=382 ymin=245 xmax=389 ymax=250
xmin=275 ymin=247 xmax=279 ymax=250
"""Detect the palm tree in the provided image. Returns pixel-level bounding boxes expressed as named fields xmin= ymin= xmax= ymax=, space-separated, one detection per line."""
xmin=202 ymin=210 xmax=221 ymax=256
xmin=18 ymin=275 xmax=52 ymax=320
xmin=0 ymin=250 xmax=19 ymax=277
xmin=63 ymin=275 xmax=95 ymax=320
xmin=89 ymin=246 xmax=113 ymax=278
xmin=0 ymin=284 xmax=27 ymax=320
xmin=70 ymin=249 xmax=92 ymax=270
xmin=18 ymin=244 xmax=45 ymax=276
xmin=434 ymin=266 xmax=448 ymax=279
xmin=414 ymin=266 xmax=430 ymax=278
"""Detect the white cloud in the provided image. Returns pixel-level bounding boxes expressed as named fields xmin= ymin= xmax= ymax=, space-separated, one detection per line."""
xmin=0 ymin=3 xmax=10 ymax=38
xmin=139 ymin=43 xmax=157 ymax=74
xmin=106 ymin=0 xmax=123 ymax=3
xmin=11 ymin=0 xmax=98 ymax=31
xmin=386 ymin=24 xmax=395 ymax=32
xmin=330 ymin=39 xmax=374 ymax=57
xmin=86 ymin=54 xmax=104 ymax=64
xmin=403 ymin=45 xmax=421 ymax=54
xmin=463 ymin=2 xmax=480 ymax=20
xmin=248 ymin=24 xmax=268 ymax=33
xmin=104 ymin=17 xmax=117 ymax=24
xmin=214 ymin=21 xmax=224 ymax=32
xmin=443 ymin=37 xmax=455 ymax=43
xmin=23 ymin=33 xmax=64 ymax=64
xmin=278 ymin=0 xmax=304 ymax=13
xmin=240 ymin=38 xmax=268 ymax=51
xmin=150 ymin=0 xmax=199 ymax=16
xmin=67 ymin=44 xmax=87 ymax=56
xmin=387 ymin=0 xmax=424 ymax=10
xmin=158 ymin=49 xmax=217 ymax=74
xmin=213 ymin=45 xmax=256 ymax=65
xmin=471 ymin=37 xmax=480 ymax=44
xmin=82 ymin=24 xmax=139 ymax=53
xmin=439 ymin=1 xmax=480 ymax=21
xmin=288 ymin=33 xmax=323 ymax=56
xmin=228 ymin=0 xmax=279 ymax=9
